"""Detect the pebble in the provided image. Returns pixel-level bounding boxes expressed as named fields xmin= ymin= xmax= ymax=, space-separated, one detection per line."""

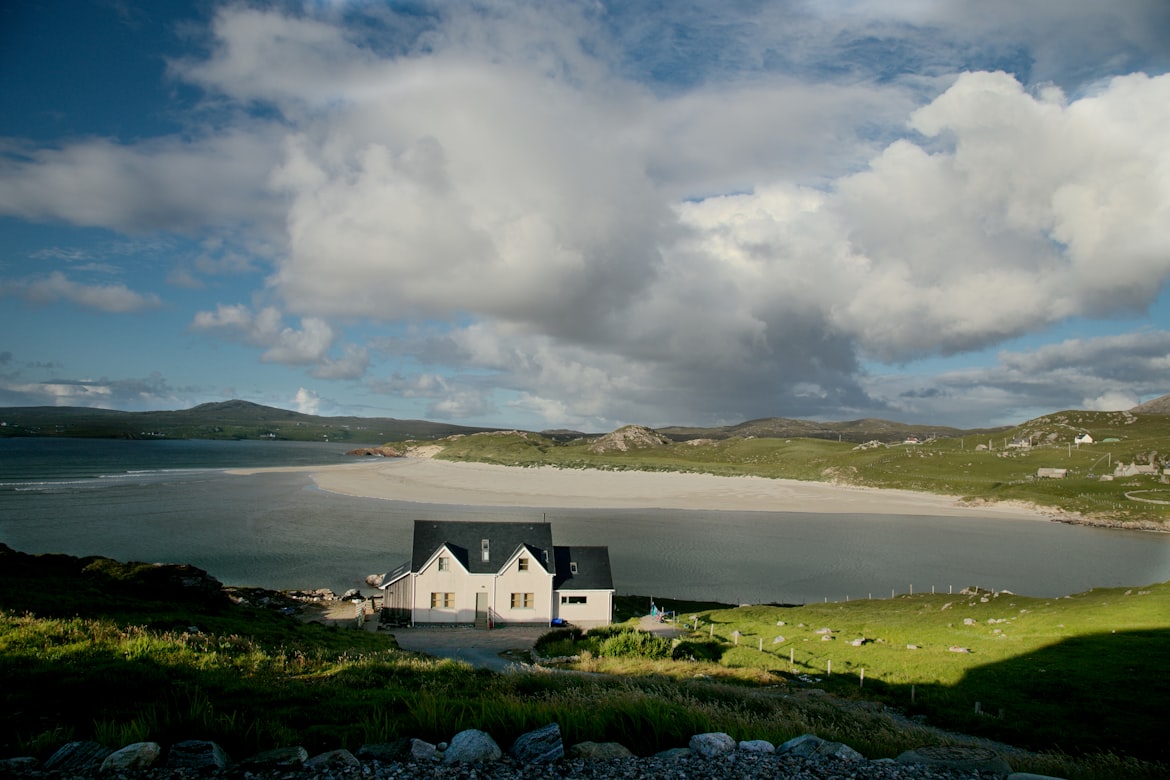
xmin=0 ymin=751 xmax=1013 ymax=780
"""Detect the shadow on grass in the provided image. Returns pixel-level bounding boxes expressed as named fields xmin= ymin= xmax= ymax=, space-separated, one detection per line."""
xmin=831 ymin=629 xmax=1170 ymax=764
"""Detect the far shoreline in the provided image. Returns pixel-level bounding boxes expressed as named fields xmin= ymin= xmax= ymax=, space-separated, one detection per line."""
xmin=230 ymin=455 xmax=1066 ymax=522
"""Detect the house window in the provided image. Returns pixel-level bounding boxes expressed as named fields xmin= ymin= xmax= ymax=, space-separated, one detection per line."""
xmin=510 ymin=592 xmax=534 ymax=609
xmin=518 ymin=557 xmax=529 ymax=571
xmin=481 ymin=539 xmax=490 ymax=562
xmin=437 ymin=556 xmax=450 ymax=572
xmin=430 ymin=592 xmax=454 ymax=608
xmin=570 ymin=562 xmax=578 ymax=574
xmin=561 ymin=595 xmax=587 ymax=605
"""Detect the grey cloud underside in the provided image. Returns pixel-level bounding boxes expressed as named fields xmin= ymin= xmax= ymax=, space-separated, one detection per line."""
xmin=1 ymin=1 xmax=1169 ymax=426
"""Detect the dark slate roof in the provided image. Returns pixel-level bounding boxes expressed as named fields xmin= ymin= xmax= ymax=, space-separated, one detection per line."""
xmin=552 ymin=546 xmax=614 ymax=591
xmin=410 ymin=520 xmax=555 ymax=575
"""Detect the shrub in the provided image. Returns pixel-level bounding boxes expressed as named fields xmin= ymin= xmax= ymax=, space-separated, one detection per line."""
xmin=533 ymin=627 xmax=583 ymax=655
xmin=596 ymin=629 xmax=671 ymax=659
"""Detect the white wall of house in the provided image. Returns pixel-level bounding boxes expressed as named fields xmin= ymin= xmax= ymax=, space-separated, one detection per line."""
xmin=554 ymin=589 xmax=612 ymax=628
xmin=494 ymin=552 xmax=554 ymax=625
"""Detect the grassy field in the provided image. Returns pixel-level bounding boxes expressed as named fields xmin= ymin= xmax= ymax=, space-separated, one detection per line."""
xmin=2 ymin=547 xmax=1166 ymax=779
xmin=554 ymin=584 xmax=1170 ymax=765
xmin=425 ymin=410 xmax=1170 ymax=527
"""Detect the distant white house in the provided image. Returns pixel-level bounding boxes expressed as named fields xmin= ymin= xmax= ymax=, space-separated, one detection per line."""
xmin=1074 ymin=433 xmax=1094 ymax=445
xmin=1114 ymin=463 xmax=1158 ymax=477
xmin=1037 ymin=468 xmax=1068 ymax=479
xmin=379 ymin=520 xmax=614 ymax=629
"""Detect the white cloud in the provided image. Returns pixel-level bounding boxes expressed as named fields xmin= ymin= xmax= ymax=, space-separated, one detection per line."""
xmin=293 ymin=387 xmax=320 ymax=415
xmin=0 ymin=129 xmax=286 ymax=235
xmin=191 ymin=304 xmax=337 ymax=366
xmin=0 ymin=271 xmax=162 ymax=313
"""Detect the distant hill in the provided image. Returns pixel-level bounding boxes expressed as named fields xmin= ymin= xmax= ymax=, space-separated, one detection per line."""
xmin=1132 ymin=393 xmax=1170 ymax=415
xmin=658 ymin=416 xmax=1002 ymax=444
xmin=0 ymin=400 xmax=500 ymax=443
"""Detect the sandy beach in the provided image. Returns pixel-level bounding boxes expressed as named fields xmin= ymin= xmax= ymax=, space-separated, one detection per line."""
xmin=238 ymin=456 xmax=1052 ymax=520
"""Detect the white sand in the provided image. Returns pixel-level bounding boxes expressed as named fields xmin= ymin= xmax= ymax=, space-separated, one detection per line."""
xmin=237 ymin=456 xmax=1051 ymax=519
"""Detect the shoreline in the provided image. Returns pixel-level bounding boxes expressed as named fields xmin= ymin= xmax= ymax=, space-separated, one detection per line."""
xmin=231 ymin=456 xmax=1061 ymax=520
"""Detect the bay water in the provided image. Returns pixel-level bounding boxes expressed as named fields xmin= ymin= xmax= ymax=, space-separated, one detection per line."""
xmin=2 ymin=438 xmax=1168 ymax=604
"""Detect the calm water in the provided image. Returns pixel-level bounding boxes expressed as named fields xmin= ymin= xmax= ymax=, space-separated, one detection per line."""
xmin=2 ymin=438 xmax=1168 ymax=603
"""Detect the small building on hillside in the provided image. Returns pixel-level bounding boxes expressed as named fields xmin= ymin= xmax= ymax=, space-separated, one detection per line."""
xmin=379 ymin=520 xmax=613 ymax=628
xmin=1074 ymin=433 xmax=1094 ymax=445
xmin=1036 ymin=468 xmax=1068 ymax=479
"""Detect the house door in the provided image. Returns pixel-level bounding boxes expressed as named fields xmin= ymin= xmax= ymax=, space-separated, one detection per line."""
xmin=475 ymin=592 xmax=489 ymax=629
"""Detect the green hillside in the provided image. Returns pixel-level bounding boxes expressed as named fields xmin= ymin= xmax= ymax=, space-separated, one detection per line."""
xmin=0 ymin=400 xmax=498 ymax=443
xmin=1 ymin=545 xmax=1165 ymax=779
xmin=426 ymin=411 xmax=1170 ymax=527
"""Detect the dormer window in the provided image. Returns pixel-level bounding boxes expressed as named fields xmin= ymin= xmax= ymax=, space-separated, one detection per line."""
xmin=518 ymin=557 xmax=529 ymax=571
xmin=481 ymin=539 xmax=490 ymax=562
xmin=570 ymin=562 xmax=578 ymax=575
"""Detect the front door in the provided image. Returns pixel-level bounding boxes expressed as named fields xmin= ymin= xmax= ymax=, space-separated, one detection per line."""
xmin=475 ymin=591 xmax=489 ymax=629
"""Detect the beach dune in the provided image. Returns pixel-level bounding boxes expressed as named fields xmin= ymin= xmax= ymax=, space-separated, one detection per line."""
xmin=255 ymin=456 xmax=1053 ymax=520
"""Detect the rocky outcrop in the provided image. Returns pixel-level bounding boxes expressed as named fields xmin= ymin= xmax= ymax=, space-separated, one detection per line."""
xmin=346 ymin=446 xmax=403 ymax=457
xmin=587 ymin=425 xmax=672 ymax=454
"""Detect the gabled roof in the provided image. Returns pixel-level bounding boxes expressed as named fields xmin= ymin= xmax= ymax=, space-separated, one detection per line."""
xmin=552 ymin=546 xmax=613 ymax=591
xmin=410 ymin=520 xmax=555 ymax=576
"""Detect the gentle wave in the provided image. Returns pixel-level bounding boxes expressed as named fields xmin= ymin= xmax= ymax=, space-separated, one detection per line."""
xmin=2 ymin=468 xmax=222 ymax=493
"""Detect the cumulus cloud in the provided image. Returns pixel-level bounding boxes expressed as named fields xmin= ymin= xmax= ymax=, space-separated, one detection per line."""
xmin=292 ymin=387 xmax=320 ymax=415
xmin=0 ymin=271 xmax=162 ymax=313
xmin=191 ymin=304 xmax=339 ymax=365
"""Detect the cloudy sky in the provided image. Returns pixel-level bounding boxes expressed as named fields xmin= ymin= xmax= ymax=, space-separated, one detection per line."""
xmin=2 ymin=1 xmax=1169 ymax=431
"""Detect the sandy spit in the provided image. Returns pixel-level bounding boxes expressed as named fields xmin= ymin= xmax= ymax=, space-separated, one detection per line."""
xmin=231 ymin=457 xmax=1052 ymax=519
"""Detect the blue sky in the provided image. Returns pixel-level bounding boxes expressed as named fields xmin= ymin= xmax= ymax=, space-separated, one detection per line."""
xmin=2 ymin=0 xmax=1169 ymax=431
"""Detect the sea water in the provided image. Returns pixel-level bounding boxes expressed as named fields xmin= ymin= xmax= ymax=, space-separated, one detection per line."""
xmin=2 ymin=438 xmax=1168 ymax=603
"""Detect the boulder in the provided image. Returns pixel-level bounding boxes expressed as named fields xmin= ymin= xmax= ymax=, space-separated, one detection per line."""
xmin=654 ymin=747 xmax=691 ymax=760
xmin=100 ymin=741 xmax=162 ymax=772
xmin=443 ymin=729 xmax=502 ymax=764
xmin=568 ymin=741 xmax=633 ymax=759
xmin=778 ymin=734 xmax=864 ymax=761
xmin=166 ymin=740 xmax=230 ymax=772
xmin=341 ymin=588 xmax=362 ymax=601
xmin=356 ymin=740 xmax=411 ymax=763
xmin=410 ymin=738 xmax=440 ymax=762
xmin=817 ymin=741 xmax=865 ymax=761
xmin=738 ymin=739 xmax=775 ymax=754
xmin=896 ymin=745 xmax=1012 ymax=778
xmin=304 ymin=749 xmax=361 ymax=770
xmin=778 ymin=734 xmax=825 ymax=757
xmin=43 ymin=741 xmax=111 ymax=774
xmin=237 ymin=746 xmax=308 ymax=769
xmin=689 ymin=732 xmax=736 ymax=758
xmin=510 ymin=722 xmax=564 ymax=763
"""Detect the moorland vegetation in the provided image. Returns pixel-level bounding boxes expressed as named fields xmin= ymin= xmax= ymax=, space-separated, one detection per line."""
xmin=421 ymin=409 xmax=1170 ymax=529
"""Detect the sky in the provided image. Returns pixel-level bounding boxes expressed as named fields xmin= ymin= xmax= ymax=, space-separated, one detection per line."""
xmin=2 ymin=1 xmax=1169 ymax=432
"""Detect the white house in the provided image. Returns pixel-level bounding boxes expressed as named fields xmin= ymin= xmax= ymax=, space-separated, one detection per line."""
xmin=379 ymin=520 xmax=613 ymax=628
xmin=1074 ymin=433 xmax=1094 ymax=445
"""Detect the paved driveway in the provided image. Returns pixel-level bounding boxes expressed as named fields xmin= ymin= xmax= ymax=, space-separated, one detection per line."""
xmin=388 ymin=626 xmax=548 ymax=672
